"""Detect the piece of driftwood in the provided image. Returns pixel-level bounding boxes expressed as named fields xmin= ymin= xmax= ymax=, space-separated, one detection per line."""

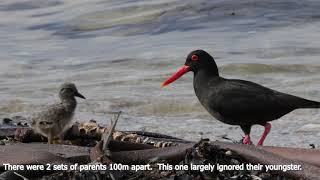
xmin=112 ymin=131 xmax=191 ymax=147
xmin=4 ymin=141 xmax=318 ymax=179
xmin=2 ymin=118 xmax=320 ymax=179
xmin=88 ymin=139 xmax=320 ymax=179
xmin=0 ymin=151 xmax=71 ymax=179
xmin=93 ymin=111 xmax=122 ymax=165
xmin=10 ymin=121 xmax=190 ymax=147
xmin=207 ymin=141 xmax=320 ymax=179
xmin=0 ymin=141 xmax=157 ymax=168
xmin=90 ymin=140 xmax=195 ymax=165
xmin=108 ymin=140 xmax=156 ymax=151
xmin=0 ymin=127 xmax=19 ymax=138
xmin=0 ymin=170 xmax=53 ymax=180
xmin=0 ymin=143 xmax=90 ymax=166
xmin=112 ymin=143 xmax=196 ymax=165
xmin=102 ymin=111 xmax=121 ymax=153
xmin=122 ymin=130 xmax=186 ymax=140
xmin=14 ymin=128 xmax=45 ymax=143
xmin=259 ymin=146 xmax=320 ymax=167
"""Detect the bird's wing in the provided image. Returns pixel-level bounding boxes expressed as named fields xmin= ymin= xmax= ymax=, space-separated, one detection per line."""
xmin=208 ymin=79 xmax=296 ymax=121
xmin=32 ymin=103 xmax=69 ymax=123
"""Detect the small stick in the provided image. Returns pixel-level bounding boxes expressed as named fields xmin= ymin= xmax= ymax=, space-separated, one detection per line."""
xmin=102 ymin=111 xmax=121 ymax=154
xmin=13 ymin=172 xmax=29 ymax=180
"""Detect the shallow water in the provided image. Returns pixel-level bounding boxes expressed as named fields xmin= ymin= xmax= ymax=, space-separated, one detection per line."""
xmin=0 ymin=0 xmax=319 ymax=147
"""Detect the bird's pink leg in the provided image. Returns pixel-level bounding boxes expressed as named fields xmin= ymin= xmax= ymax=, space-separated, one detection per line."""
xmin=243 ymin=134 xmax=253 ymax=145
xmin=257 ymin=123 xmax=272 ymax=146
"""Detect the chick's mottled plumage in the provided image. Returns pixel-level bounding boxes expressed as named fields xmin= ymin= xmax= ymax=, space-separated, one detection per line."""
xmin=31 ymin=82 xmax=85 ymax=144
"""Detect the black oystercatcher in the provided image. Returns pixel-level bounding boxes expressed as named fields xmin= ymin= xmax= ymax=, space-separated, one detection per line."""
xmin=162 ymin=50 xmax=320 ymax=145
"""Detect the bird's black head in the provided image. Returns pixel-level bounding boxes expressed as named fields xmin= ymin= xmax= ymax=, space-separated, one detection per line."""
xmin=162 ymin=50 xmax=219 ymax=87
xmin=185 ymin=50 xmax=218 ymax=74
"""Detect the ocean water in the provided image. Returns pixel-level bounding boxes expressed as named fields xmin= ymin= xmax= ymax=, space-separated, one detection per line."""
xmin=0 ymin=0 xmax=319 ymax=147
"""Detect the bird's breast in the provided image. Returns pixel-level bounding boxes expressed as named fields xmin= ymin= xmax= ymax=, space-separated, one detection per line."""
xmin=193 ymin=75 xmax=238 ymax=125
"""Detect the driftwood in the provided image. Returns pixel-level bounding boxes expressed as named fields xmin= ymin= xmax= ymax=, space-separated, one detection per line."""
xmin=3 ymin=140 xmax=320 ymax=179
xmin=102 ymin=111 xmax=121 ymax=153
xmin=122 ymin=130 xmax=187 ymax=140
xmin=0 ymin=143 xmax=90 ymax=166
xmin=259 ymin=146 xmax=320 ymax=167
xmin=90 ymin=140 xmax=195 ymax=165
xmin=0 ymin=144 xmax=74 ymax=180
xmin=207 ymin=141 xmax=320 ymax=179
xmin=1 ymin=118 xmax=320 ymax=179
xmin=8 ymin=121 xmax=190 ymax=147
xmin=111 ymin=143 xmax=195 ymax=165
xmin=0 ymin=141 xmax=158 ymax=166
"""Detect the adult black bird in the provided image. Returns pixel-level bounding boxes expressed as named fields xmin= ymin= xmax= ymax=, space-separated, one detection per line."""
xmin=162 ymin=50 xmax=320 ymax=145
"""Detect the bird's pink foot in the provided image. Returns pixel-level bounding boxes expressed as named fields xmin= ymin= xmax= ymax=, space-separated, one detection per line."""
xmin=257 ymin=123 xmax=272 ymax=146
xmin=243 ymin=134 xmax=253 ymax=145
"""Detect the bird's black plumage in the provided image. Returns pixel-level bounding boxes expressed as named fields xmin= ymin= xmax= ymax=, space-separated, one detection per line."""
xmin=194 ymin=74 xmax=319 ymax=126
xmin=162 ymin=49 xmax=320 ymax=145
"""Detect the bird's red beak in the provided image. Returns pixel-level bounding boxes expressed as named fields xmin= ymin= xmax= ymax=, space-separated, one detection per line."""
xmin=162 ymin=65 xmax=191 ymax=87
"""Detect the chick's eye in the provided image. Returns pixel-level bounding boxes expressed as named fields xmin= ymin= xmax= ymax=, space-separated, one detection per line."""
xmin=191 ymin=54 xmax=199 ymax=61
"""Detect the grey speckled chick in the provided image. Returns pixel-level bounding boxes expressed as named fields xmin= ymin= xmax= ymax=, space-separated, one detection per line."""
xmin=31 ymin=82 xmax=85 ymax=144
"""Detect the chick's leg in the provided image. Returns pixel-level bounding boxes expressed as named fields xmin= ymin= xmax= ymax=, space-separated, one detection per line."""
xmin=47 ymin=130 xmax=53 ymax=144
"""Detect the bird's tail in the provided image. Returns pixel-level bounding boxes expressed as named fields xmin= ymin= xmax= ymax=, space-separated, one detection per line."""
xmin=298 ymin=99 xmax=320 ymax=108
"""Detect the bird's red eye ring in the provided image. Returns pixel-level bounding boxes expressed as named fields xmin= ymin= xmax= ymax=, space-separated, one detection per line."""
xmin=191 ymin=54 xmax=199 ymax=61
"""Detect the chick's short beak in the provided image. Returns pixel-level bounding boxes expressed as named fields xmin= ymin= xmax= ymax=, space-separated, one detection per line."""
xmin=75 ymin=92 xmax=86 ymax=99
